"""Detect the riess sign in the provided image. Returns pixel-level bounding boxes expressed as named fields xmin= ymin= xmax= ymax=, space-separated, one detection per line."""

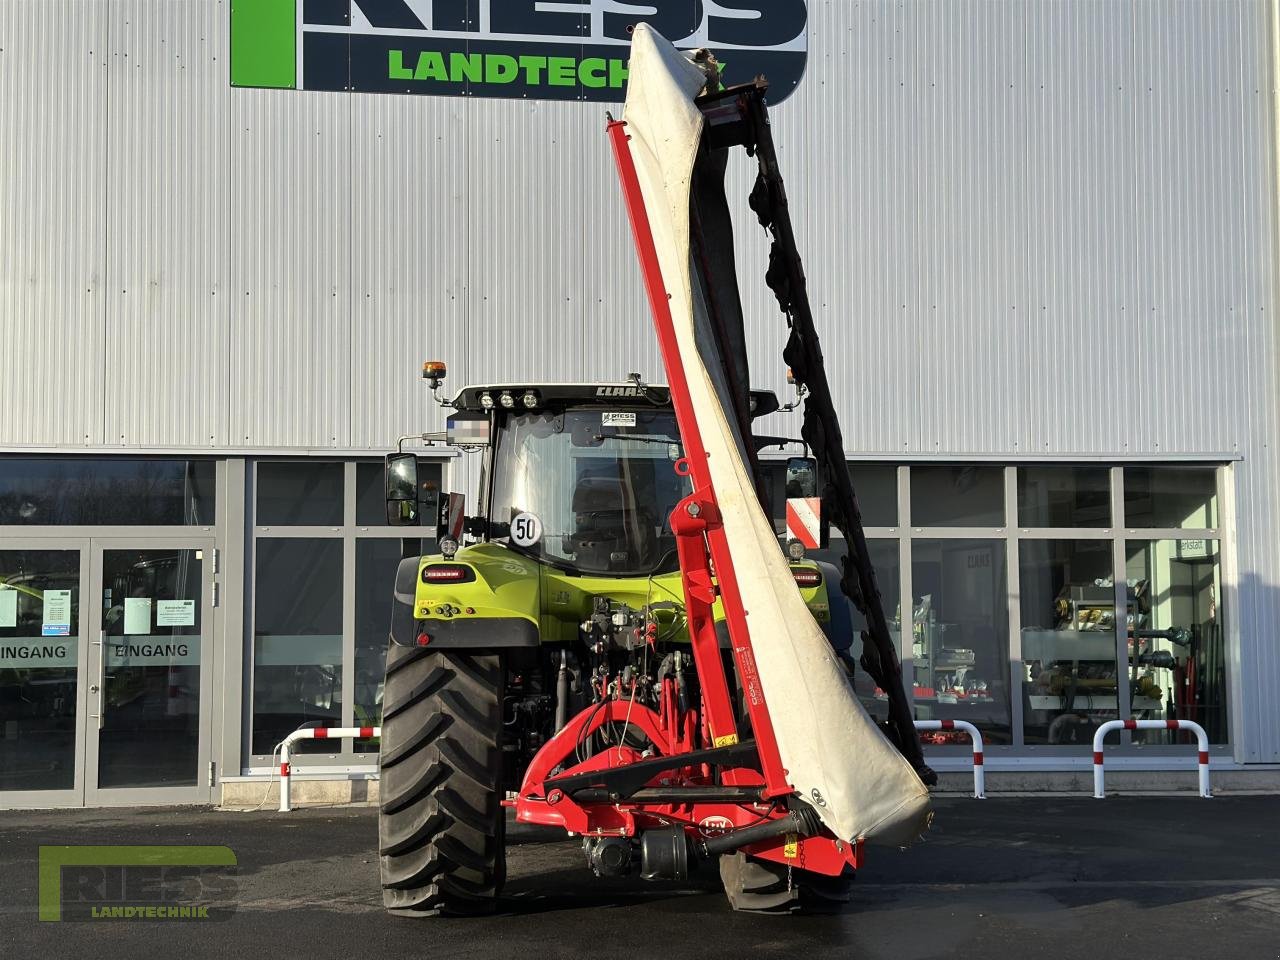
xmin=230 ymin=1 xmax=808 ymax=103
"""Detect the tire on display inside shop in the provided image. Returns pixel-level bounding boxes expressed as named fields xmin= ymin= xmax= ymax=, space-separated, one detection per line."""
xmin=378 ymin=643 xmax=506 ymax=916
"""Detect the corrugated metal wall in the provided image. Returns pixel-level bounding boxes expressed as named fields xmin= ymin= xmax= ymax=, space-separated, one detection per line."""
xmin=0 ymin=0 xmax=108 ymax=447
xmin=1 ymin=0 xmax=1277 ymax=760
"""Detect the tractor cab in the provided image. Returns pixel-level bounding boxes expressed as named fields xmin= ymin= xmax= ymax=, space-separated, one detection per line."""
xmin=387 ymin=377 xmax=785 ymax=577
xmin=464 ymin=383 xmax=742 ymax=577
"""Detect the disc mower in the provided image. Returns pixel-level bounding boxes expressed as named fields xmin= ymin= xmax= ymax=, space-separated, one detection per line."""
xmin=375 ymin=26 xmax=933 ymax=916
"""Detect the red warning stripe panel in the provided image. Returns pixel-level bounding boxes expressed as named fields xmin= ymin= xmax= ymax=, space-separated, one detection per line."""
xmin=1122 ymin=720 xmax=1137 ymax=730
xmin=313 ymin=728 xmax=329 ymax=738
xmin=445 ymin=492 xmax=466 ymax=540
xmin=1093 ymin=751 xmax=1105 ymax=765
xmin=359 ymin=726 xmax=375 ymax=738
xmin=785 ymin=497 xmax=821 ymax=549
xmin=940 ymin=719 xmax=955 ymax=730
xmin=1198 ymin=751 xmax=1210 ymax=764
xmin=1166 ymin=719 xmax=1180 ymax=730
xmin=973 ymin=751 xmax=984 ymax=766
xmin=280 ymin=763 xmax=290 ymax=777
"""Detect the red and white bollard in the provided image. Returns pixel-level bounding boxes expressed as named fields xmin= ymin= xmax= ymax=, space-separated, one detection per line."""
xmin=1092 ymin=719 xmax=1211 ymax=798
xmin=278 ymin=726 xmax=381 ymax=812
xmin=914 ymin=719 xmax=985 ymax=798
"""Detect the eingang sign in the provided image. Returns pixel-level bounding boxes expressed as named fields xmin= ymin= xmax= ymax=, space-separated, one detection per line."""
xmin=230 ymin=1 xmax=808 ymax=104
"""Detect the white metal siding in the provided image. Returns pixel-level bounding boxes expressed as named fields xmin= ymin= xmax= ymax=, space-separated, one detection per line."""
xmin=1223 ymin=0 xmax=1280 ymax=764
xmin=106 ymin=0 xmax=229 ymax=447
xmin=0 ymin=0 xmax=1277 ymax=759
xmin=0 ymin=0 xmax=107 ymax=446
xmin=229 ymin=87 xmax=352 ymax=447
xmin=349 ymin=93 xmax=471 ymax=447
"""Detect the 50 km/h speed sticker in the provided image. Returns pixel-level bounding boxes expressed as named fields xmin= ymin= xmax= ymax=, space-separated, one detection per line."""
xmin=511 ymin=512 xmax=543 ymax=547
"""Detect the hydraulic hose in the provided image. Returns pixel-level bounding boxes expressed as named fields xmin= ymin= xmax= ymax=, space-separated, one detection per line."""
xmin=700 ymin=802 xmax=823 ymax=857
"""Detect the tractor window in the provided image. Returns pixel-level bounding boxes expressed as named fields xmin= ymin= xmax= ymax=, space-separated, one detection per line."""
xmin=488 ymin=409 xmax=689 ymax=576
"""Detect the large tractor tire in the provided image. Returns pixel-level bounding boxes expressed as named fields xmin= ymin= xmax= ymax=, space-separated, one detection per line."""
xmin=378 ymin=644 xmax=506 ymax=917
xmin=719 ymin=851 xmax=854 ymax=914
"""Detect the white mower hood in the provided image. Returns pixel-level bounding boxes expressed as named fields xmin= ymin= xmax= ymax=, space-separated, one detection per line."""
xmin=621 ymin=24 xmax=931 ymax=846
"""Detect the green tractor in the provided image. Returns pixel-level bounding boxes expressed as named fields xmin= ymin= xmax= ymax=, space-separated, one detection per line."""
xmin=376 ymin=369 xmax=854 ymax=915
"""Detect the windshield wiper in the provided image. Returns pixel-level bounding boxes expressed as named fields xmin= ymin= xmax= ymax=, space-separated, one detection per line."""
xmin=591 ymin=434 xmax=683 ymax=451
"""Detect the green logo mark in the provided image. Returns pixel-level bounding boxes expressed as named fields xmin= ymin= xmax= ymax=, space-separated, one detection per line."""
xmin=39 ymin=845 xmax=238 ymax=922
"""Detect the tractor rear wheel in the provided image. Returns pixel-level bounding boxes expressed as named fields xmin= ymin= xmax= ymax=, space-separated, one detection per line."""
xmin=378 ymin=644 xmax=506 ymax=917
xmin=719 ymin=851 xmax=854 ymax=914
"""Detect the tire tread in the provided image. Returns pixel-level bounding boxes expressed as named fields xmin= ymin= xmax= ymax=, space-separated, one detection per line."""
xmin=378 ymin=646 xmax=505 ymax=917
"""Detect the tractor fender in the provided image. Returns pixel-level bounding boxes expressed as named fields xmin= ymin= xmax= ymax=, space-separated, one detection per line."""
xmin=711 ymin=560 xmax=854 ymax=653
xmin=389 ymin=556 xmax=540 ymax=649
xmin=396 ymin=616 xmax=539 ymax=649
xmin=815 ymin=560 xmax=855 ymax=653
xmin=389 ymin=556 xmax=421 ymax=647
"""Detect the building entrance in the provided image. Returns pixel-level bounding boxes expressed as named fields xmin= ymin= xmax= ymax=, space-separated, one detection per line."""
xmin=0 ymin=538 xmax=216 ymax=806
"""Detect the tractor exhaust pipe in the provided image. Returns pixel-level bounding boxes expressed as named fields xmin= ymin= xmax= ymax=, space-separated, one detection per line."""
xmin=700 ymin=803 xmax=824 ymax=857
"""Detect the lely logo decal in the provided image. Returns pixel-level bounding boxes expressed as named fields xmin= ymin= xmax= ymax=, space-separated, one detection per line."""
xmin=231 ymin=1 xmax=808 ymax=104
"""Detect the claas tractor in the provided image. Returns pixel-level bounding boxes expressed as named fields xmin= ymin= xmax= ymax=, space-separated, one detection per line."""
xmin=378 ymin=381 xmax=852 ymax=913
xmin=374 ymin=26 xmax=934 ymax=917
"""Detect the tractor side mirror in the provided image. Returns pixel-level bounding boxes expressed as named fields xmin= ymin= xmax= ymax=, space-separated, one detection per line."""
xmin=385 ymin=453 xmax=419 ymax=526
xmin=784 ymin=456 xmax=817 ymax=498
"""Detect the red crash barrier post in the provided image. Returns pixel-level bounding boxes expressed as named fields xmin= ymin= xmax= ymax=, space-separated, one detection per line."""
xmin=1092 ymin=719 xmax=1211 ymax=798
xmin=278 ymin=726 xmax=381 ymax=812
xmin=914 ymin=719 xmax=985 ymax=798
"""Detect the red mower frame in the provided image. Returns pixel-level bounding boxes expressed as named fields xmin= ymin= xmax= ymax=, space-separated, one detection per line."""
xmin=508 ymin=115 xmax=860 ymax=878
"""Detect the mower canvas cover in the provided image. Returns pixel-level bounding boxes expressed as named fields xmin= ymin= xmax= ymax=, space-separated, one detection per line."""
xmin=621 ymin=25 xmax=931 ymax=846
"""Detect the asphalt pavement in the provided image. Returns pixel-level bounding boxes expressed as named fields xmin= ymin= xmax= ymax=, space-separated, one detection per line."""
xmin=1 ymin=796 xmax=1278 ymax=959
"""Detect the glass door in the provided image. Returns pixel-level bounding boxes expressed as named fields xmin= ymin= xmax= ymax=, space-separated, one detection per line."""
xmin=0 ymin=541 xmax=89 ymax=807
xmin=86 ymin=539 xmax=215 ymax=805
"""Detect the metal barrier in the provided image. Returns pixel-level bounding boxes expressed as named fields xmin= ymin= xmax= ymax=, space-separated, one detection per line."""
xmin=914 ymin=719 xmax=985 ymax=798
xmin=279 ymin=726 xmax=381 ymax=812
xmin=1092 ymin=719 xmax=1211 ymax=798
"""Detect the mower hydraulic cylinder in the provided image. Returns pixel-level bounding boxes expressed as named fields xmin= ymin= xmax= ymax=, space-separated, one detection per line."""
xmin=554 ymin=651 xmax=570 ymax=732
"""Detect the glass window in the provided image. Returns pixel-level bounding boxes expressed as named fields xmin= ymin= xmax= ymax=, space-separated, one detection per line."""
xmin=812 ymin=538 xmax=900 ymax=721
xmin=487 ymin=409 xmax=690 ymax=576
xmin=909 ymin=465 xmax=1004 ymax=527
xmin=1017 ymin=466 xmax=1110 ymax=528
xmin=98 ymin=548 xmax=203 ymax=788
xmin=849 ymin=464 xmax=897 ymax=527
xmin=0 ymin=459 xmax=214 ymax=525
xmin=1125 ymin=539 xmax=1226 ymax=744
xmin=251 ymin=538 xmax=343 ymax=754
xmin=910 ymin=539 xmax=1010 ymax=743
xmin=0 ymin=549 xmax=80 ymax=791
xmin=1019 ymin=540 xmax=1117 ymax=746
xmin=1123 ymin=466 xmax=1217 ymax=529
xmin=760 ymin=461 xmax=787 ymax=536
xmin=353 ymin=538 xmax=424 ymax=752
xmin=256 ymin=462 xmax=345 ymax=526
xmin=761 ymin=462 xmax=897 ymax=534
xmin=355 ymin=461 xmax=444 ymax=527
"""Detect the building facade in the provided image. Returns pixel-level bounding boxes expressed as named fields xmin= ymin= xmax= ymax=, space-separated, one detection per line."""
xmin=1 ymin=0 xmax=1278 ymax=807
